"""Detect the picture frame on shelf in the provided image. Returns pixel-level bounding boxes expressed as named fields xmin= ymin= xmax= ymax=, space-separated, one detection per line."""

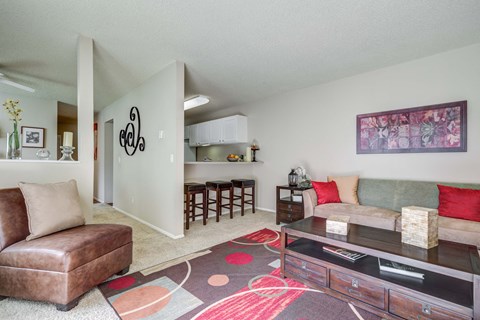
xmin=356 ymin=100 xmax=467 ymax=154
xmin=21 ymin=126 xmax=45 ymax=148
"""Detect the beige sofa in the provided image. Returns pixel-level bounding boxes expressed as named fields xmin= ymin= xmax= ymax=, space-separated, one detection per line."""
xmin=303 ymin=178 xmax=480 ymax=248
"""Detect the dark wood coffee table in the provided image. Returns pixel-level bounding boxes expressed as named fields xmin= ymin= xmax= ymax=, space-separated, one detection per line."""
xmin=280 ymin=217 xmax=480 ymax=320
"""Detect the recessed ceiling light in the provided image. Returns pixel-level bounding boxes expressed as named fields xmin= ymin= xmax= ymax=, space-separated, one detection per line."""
xmin=184 ymin=95 xmax=209 ymax=110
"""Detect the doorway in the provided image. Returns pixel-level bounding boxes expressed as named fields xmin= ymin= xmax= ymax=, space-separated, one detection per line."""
xmin=104 ymin=119 xmax=114 ymax=205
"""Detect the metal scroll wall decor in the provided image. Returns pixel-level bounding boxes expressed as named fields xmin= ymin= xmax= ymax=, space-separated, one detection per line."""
xmin=119 ymin=106 xmax=146 ymax=156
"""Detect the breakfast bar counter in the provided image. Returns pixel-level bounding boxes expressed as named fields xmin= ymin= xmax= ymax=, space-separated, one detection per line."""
xmin=185 ymin=161 xmax=264 ymax=165
xmin=185 ymin=161 xmax=262 ymax=187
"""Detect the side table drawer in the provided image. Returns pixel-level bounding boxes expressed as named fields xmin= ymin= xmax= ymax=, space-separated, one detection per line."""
xmin=330 ymin=270 xmax=385 ymax=309
xmin=277 ymin=210 xmax=303 ymax=223
xmin=278 ymin=202 xmax=302 ymax=213
xmin=389 ymin=290 xmax=470 ymax=320
xmin=285 ymin=255 xmax=327 ymax=287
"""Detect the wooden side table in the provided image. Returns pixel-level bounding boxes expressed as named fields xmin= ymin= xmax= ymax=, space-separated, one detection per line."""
xmin=276 ymin=185 xmax=312 ymax=225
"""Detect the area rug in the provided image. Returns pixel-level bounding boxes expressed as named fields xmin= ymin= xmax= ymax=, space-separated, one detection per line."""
xmin=99 ymin=229 xmax=380 ymax=320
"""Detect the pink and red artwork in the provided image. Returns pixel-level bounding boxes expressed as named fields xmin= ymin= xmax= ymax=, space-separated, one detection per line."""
xmin=356 ymin=101 xmax=467 ymax=154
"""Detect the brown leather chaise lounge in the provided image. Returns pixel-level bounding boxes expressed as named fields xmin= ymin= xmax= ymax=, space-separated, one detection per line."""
xmin=0 ymin=187 xmax=133 ymax=311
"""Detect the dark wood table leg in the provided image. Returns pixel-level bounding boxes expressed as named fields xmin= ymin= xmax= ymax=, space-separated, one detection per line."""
xmin=216 ymin=188 xmax=221 ymax=222
xmin=229 ymin=186 xmax=233 ymax=219
xmin=185 ymin=191 xmax=190 ymax=230
xmin=252 ymin=184 xmax=256 ymax=213
xmin=202 ymin=189 xmax=207 ymax=225
xmin=192 ymin=192 xmax=196 ymax=221
xmin=241 ymin=185 xmax=245 ymax=216
xmin=276 ymin=186 xmax=280 ymax=225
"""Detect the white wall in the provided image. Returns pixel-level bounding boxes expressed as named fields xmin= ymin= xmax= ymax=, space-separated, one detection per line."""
xmin=95 ymin=61 xmax=185 ymax=238
xmin=190 ymin=43 xmax=480 ymax=211
xmin=0 ymin=92 xmax=57 ymax=160
xmin=0 ymin=36 xmax=94 ymax=221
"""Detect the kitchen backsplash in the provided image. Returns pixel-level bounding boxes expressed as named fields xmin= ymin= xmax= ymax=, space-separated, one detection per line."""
xmin=195 ymin=143 xmax=250 ymax=162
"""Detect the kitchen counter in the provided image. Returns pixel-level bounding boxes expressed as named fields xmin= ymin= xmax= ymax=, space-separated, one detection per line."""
xmin=184 ymin=161 xmax=264 ymax=165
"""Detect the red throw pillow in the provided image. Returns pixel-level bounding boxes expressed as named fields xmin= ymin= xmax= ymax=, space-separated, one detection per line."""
xmin=437 ymin=185 xmax=480 ymax=222
xmin=312 ymin=181 xmax=341 ymax=205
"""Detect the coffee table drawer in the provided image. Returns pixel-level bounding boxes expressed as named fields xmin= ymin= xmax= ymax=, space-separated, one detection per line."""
xmin=389 ymin=290 xmax=470 ymax=320
xmin=330 ymin=270 xmax=385 ymax=309
xmin=284 ymin=255 xmax=327 ymax=287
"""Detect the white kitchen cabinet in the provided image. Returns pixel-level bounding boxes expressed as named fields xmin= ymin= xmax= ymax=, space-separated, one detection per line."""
xmin=189 ymin=122 xmax=211 ymax=146
xmin=189 ymin=115 xmax=247 ymax=146
xmin=210 ymin=116 xmax=247 ymax=144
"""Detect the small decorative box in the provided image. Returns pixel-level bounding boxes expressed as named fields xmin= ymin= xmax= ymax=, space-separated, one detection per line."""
xmin=326 ymin=215 xmax=350 ymax=235
xmin=401 ymin=206 xmax=438 ymax=249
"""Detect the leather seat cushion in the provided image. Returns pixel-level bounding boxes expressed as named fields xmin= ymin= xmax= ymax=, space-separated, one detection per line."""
xmin=0 ymin=224 xmax=132 ymax=272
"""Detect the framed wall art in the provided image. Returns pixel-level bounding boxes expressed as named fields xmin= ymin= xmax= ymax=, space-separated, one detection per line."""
xmin=356 ymin=101 xmax=467 ymax=154
xmin=21 ymin=126 xmax=45 ymax=148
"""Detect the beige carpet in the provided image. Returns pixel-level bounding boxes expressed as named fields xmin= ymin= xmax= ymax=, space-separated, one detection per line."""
xmin=0 ymin=204 xmax=279 ymax=320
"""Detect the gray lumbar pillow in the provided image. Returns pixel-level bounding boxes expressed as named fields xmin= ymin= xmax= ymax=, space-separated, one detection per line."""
xmin=19 ymin=179 xmax=85 ymax=241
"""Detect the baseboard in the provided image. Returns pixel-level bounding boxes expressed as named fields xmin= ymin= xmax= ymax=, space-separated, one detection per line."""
xmin=205 ymin=206 xmax=276 ymax=218
xmin=257 ymin=206 xmax=275 ymax=213
xmin=113 ymin=206 xmax=185 ymax=239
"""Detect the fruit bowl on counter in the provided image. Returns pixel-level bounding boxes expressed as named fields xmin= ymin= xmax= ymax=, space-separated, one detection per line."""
xmin=227 ymin=154 xmax=240 ymax=162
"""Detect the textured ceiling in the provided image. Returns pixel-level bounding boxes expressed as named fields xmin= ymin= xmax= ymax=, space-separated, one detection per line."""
xmin=1 ymin=1 xmax=480 ymax=116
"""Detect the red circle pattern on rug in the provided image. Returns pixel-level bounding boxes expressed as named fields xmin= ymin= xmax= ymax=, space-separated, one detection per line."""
xmin=225 ymin=252 xmax=253 ymax=265
xmin=107 ymin=275 xmax=136 ymax=290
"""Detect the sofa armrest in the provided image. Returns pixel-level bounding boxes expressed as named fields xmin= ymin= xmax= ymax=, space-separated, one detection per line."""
xmin=303 ymin=189 xmax=317 ymax=218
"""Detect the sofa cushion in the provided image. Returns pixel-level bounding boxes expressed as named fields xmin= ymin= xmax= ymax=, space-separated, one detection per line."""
xmin=313 ymin=203 xmax=400 ymax=231
xmin=438 ymin=216 xmax=480 ymax=247
xmin=0 ymin=188 xmax=29 ymax=251
xmin=437 ymin=184 xmax=480 ymax=222
xmin=327 ymin=175 xmax=359 ymax=205
xmin=0 ymin=224 xmax=132 ymax=272
xmin=19 ymin=180 xmax=85 ymax=241
xmin=358 ymin=178 xmax=480 ymax=213
xmin=395 ymin=215 xmax=480 ymax=247
xmin=312 ymin=181 xmax=341 ymax=205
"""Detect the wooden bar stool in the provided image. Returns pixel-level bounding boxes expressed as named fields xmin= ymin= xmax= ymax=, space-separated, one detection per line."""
xmin=184 ymin=183 xmax=207 ymax=230
xmin=231 ymin=179 xmax=256 ymax=216
xmin=206 ymin=180 xmax=233 ymax=222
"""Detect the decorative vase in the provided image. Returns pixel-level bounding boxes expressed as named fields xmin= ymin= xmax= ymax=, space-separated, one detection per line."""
xmin=6 ymin=126 xmax=21 ymax=159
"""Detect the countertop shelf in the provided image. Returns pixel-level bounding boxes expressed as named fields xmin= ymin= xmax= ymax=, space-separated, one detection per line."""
xmin=184 ymin=161 xmax=264 ymax=165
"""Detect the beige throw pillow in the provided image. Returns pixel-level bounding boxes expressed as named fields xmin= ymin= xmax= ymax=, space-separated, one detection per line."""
xmin=19 ymin=180 xmax=85 ymax=241
xmin=327 ymin=175 xmax=359 ymax=205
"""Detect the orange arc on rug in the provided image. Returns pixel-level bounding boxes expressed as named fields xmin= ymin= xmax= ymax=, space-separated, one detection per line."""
xmin=112 ymin=286 xmax=171 ymax=320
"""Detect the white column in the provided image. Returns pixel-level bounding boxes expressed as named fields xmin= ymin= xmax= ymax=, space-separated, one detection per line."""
xmin=77 ymin=35 xmax=94 ymax=222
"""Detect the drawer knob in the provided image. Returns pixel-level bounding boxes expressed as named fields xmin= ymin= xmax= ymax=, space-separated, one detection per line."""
xmin=351 ymin=279 xmax=359 ymax=288
xmin=288 ymin=204 xmax=291 ymax=209
xmin=347 ymin=288 xmax=362 ymax=298
xmin=422 ymin=304 xmax=431 ymax=315
xmin=301 ymin=261 xmax=306 ymax=269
